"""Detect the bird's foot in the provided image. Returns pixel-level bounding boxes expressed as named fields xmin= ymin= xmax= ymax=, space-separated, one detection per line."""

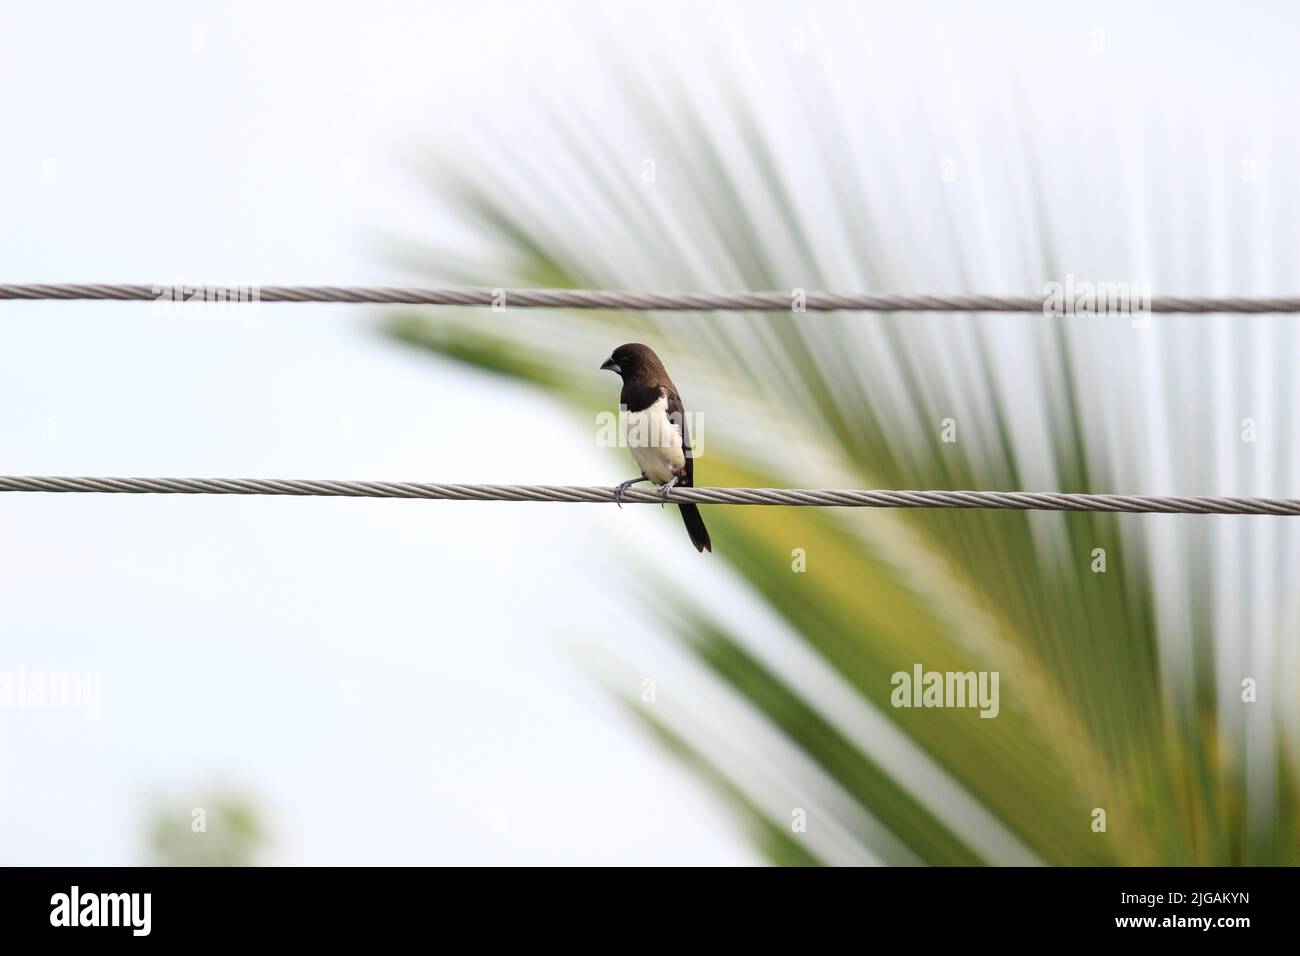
xmin=656 ymin=476 xmax=680 ymax=507
xmin=613 ymin=477 xmax=648 ymax=509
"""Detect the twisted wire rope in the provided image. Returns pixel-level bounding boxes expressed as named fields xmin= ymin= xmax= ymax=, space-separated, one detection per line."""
xmin=2 ymin=476 xmax=1298 ymax=515
xmin=3 ymin=283 xmax=1300 ymax=313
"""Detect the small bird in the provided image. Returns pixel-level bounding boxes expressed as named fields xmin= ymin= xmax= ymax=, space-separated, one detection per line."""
xmin=601 ymin=343 xmax=711 ymax=553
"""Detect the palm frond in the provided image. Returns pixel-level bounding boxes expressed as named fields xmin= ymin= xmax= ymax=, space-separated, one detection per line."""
xmin=379 ymin=54 xmax=1297 ymax=865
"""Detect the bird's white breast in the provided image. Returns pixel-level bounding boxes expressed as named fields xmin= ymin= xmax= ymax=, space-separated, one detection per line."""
xmin=623 ymin=393 xmax=685 ymax=484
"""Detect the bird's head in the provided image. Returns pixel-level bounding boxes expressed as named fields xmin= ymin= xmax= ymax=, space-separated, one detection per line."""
xmin=600 ymin=343 xmax=662 ymax=380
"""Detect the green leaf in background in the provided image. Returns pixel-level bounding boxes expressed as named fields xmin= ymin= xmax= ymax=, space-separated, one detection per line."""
xmin=379 ymin=57 xmax=1298 ymax=866
xmin=145 ymin=790 xmax=266 ymax=867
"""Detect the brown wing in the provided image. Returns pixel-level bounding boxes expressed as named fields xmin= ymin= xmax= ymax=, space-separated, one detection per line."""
xmin=663 ymin=387 xmax=694 ymax=487
xmin=664 ymin=385 xmax=711 ymax=552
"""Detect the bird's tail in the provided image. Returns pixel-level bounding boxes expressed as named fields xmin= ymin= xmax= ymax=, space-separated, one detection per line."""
xmin=679 ymin=503 xmax=712 ymax=553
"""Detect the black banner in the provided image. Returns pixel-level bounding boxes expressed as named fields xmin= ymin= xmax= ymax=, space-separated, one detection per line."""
xmin=0 ymin=866 xmax=1286 ymax=943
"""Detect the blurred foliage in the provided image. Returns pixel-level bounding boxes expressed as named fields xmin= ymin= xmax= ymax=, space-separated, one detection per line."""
xmin=382 ymin=69 xmax=1298 ymax=865
xmin=145 ymin=791 xmax=266 ymax=867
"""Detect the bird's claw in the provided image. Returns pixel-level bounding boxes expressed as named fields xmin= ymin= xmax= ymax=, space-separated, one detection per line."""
xmin=657 ymin=477 xmax=679 ymax=507
xmin=613 ymin=478 xmax=644 ymax=509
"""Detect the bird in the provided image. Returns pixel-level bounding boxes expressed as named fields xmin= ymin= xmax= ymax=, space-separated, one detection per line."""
xmin=600 ymin=343 xmax=712 ymax=553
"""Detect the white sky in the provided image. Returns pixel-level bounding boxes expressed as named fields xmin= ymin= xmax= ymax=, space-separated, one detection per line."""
xmin=0 ymin=0 xmax=766 ymax=865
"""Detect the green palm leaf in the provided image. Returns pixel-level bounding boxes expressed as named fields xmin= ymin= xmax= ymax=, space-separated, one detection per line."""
xmin=380 ymin=69 xmax=1295 ymax=866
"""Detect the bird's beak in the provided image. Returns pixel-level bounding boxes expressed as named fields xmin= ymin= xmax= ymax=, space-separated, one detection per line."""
xmin=600 ymin=357 xmax=621 ymax=374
